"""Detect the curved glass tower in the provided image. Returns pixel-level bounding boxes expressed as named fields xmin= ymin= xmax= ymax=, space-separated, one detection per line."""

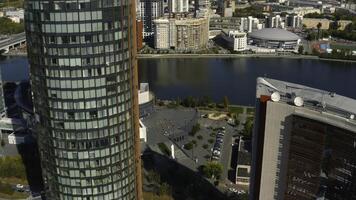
xmin=24 ymin=0 xmax=142 ymax=199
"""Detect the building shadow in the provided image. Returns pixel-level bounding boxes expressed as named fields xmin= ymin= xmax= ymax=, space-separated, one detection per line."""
xmin=142 ymin=148 xmax=229 ymax=200
xmin=16 ymin=141 xmax=44 ymax=193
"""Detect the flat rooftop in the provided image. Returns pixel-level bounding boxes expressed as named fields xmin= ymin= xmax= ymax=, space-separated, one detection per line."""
xmin=256 ymin=77 xmax=356 ymax=129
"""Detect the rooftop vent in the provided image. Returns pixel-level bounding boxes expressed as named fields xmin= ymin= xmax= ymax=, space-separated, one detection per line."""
xmin=271 ymin=92 xmax=280 ymax=102
xmin=293 ymin=96 xmax=304 ymax=107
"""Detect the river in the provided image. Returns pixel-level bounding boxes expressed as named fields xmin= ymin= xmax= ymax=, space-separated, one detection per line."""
xmin=1 ymin=56 xmax=355 ymax=105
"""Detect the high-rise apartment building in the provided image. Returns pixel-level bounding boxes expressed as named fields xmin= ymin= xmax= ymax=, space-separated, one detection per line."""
xmin=138 ymin=0 xmax=164 ymax=37
xmin=170 ymin=0 xmax=189 ymax=13
xmin=153 ymin=16 xmax=209 ymax=50
xmin=24 ymin=0 xmax=142 ymax=199
xmin=250 ymin=78 xmax=356 ymax=200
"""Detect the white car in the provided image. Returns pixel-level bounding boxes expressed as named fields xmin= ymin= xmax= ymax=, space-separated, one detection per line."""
xmin=16 ymin=184 xmax=24 ymax=189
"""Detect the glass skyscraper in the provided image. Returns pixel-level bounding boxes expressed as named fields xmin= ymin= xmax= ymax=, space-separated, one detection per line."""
xmin=24 ymin=0 xmax=142 ymax=199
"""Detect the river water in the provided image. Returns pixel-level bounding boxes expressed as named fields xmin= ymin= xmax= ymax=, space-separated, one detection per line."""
xmin=1 ymin=56 xmax=355 ymax=105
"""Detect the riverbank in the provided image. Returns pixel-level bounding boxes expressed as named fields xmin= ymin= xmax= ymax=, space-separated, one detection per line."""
xmin=3 ymin=52 xmax=356 ymax=63
xmin=138 ymin=53 xmax=356 ymax=63
xmin=137 ymin=53 xmax=319 ymax=59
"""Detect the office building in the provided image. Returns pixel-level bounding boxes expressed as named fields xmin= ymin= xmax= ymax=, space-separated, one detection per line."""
xmin=220 ymin=30 xmax=247 ymax=51
xmin=24 ymin=0 xmax=142 ymax=199
xmin=250 ymin=77 xmax=356 ymax=200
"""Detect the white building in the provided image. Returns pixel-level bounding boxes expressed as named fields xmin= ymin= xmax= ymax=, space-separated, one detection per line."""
xmin=5 ymin=9 xmax=24 ymax=20
xmin=241 ymin=16 xmax=261 ymax=33
xmin=290 ymin=7 xmax=321 ymax=16
xmin=221 ymin=30 xmax=247 ymax=51
xmin=267 ymin=15 xmax=282 ymax=28
xmin=287 ymin=14 xmax=303 ymax=28
xmin=170 ymin=0 xmax=189 ymax=13
xmin=154 ymin=18 xmax=170 ymax=49
xmin=154 ymin=16 xmax=209 ymax=50
xmin=8 ymin=132 xmax=29 ymax=145
xmin=139 ymin=120 xmax=147 ymax=142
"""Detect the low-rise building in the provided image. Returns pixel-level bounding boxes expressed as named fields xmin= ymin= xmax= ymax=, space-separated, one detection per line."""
xmin=248 ymin=28 xmax=301 ymax=51
xmin=221 ymin=30 xmax=247 ymax=51
xmin=302 ymin=18 xmax=331 ymax=30
xmin=5 ymin=9 xmax=24 ymax=20
xmin=291 ymin=6 xmax=321 ymax=16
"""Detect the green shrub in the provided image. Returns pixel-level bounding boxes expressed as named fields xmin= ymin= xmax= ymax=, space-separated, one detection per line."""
xmin=184 ymin=142 xmax=193 ymax=150
xmin=208 ymin=139 xmax=214 ymax=144
xmin=202 ymin=144 xmax=209 ymax=149
xmin=0 ymin=182 xmax=13 ymax=195
xmin=158 ymin=143 xmax=171 ymax=157
xmin=197 ymin=135 xmax=203 ymax=140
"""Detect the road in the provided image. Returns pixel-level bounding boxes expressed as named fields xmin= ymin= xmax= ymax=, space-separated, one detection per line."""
xmin=219 ymin=130 xmax=233 ymax=180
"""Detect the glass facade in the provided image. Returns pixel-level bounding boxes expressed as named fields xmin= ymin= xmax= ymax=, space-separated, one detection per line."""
xmin=24 ymin=0 xmax=139 ymax=199
xmin=285 ymin=116 xmax=356 ymax=200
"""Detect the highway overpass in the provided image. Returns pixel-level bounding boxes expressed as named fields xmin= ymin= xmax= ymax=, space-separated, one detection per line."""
xmin=0 ymin=32 xmax=26 ymax=54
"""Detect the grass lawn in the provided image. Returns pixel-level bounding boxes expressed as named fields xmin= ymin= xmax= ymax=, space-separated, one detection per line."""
xmin=229 ymin=105 xmax=244 ymax=115
xmin=246 ymin=107 xmax=255 ymax=115
xmin=0 ymin=177 xmax=28 ymax=185
xmin=0 ymin=191 xmax=29 ymax=199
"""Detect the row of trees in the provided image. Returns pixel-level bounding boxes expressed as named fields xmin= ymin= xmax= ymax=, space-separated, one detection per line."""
xmin=0 ymin=17 xmax=24 ymax=35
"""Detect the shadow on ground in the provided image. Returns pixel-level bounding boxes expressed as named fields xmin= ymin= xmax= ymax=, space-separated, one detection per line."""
xmin=142 ymin=148 xmax=229 ymax=200
xmin=16 ymin=142 xmax=43 ymax=193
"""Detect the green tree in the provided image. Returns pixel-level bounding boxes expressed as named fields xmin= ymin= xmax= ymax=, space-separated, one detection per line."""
xmin=202 ymin=162 xmax=223 ymax=180
xmin=0 ymin=139 xmax=5 ymax=147
xmin=242 ymin=118 xmax=254 ymax=139
xmin=0 ymin=17 xmax=24 ymax=34
xmin=317 ymin=22 xmax=322 ymax=39
xmin=189 ymin=123 xmax=200 ymax=136
xmin=223 ymin=96 xmax=230 ymax=111
xmin=158 ymin=182 xmax=172 ymax=196
xmin=298 ymin=46 xmax=304 ymax=54
xmin=184 ymin=142 xmax=194 ymax=150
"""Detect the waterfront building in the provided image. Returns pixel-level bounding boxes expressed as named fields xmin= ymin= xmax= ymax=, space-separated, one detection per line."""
xmin=248 ymin=28 xmax=300 ymax=51
xmin=302 ymin=18 xmax=331 ymax=30
xmin=138 ymin=0 xmax=164 ymax=38
xmin=24 ymin=0 xmax=142 ymax=199
xmin=220 ymin=30 xmax=247 ymax=51
xmin=250 ymin=77 xmax=356 ymax=200
xmin=154 ymin=16 xmax=209 ymax=50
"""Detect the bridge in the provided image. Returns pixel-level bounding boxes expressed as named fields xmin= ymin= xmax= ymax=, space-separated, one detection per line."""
xmin=0 ymin=32 xmax=26 ymax=54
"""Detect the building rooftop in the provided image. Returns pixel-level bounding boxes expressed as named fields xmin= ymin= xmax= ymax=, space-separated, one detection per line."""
xmin=256 ymin=77 xmax=356 ymax=131
xmin=249 ymin=28 xmax=300 ymax=41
